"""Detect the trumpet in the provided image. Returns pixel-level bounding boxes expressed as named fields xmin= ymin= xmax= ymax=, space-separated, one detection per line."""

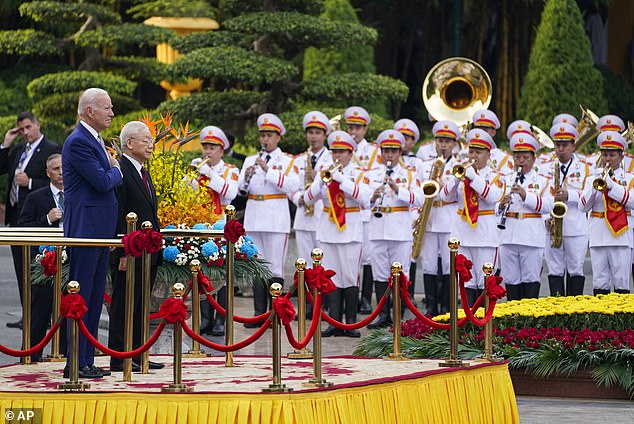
xmin=239 ymin=147 xmax=265 ymax=196
xmin=321 ymin=160 xmax=342 ymax=184
xmin=373 ymin=160 xmax=394 ymax=218
xmin=452 ymin=160 xmax=475 ymax=180
xmin=498 ymin=165 xmax=523 ymax=230
xmin=187 ymin=158 xmax=210 ymax=176
xmin=592 ymin=165 xmax=613 ymax=192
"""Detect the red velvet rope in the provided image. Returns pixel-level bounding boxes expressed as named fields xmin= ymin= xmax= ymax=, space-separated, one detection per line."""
xmin=77 ymin=319 xmax=165 ymax=359
xmin=282 ymin=294 xmax=322 ymax=350
xmin=182 ymin=318 xmax=271 ymax=352
xmin=203 ymin=291 xmax=272 ymax=323
xmin=272 ymin=296 xmax=296 ymax=325
xmin=0 ymin=322 xmax=61 ymax=357
xmin=388 ymin=271 xmax=411 ymax=299
xmin=403 ymin=294 xmax=482 ymax=329
xmin=307 ymin=289 xmax=390 ymax=330
xmin=458 ymin=282 xmax=496 ymax=326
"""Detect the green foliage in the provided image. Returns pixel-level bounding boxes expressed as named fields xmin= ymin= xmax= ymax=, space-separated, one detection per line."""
xmin=27 ymin=71 xmax=137 ymax=99
xmin=156 ymin=90 xmax=266 ymax=129
xmin=104 ymin=56 xmax=170 ymax=85
xmin=303 ymin=0 xmax=375 ymax=80
xmin=127 ymin=0 xmax=218 ymax=19
xmin=0 ymin=29 xmax=62 ymax=56
xmin=302 ymin=73 xmax=409 ymax=104
xmin=19 ymin=1 xmax=121 ymax=26
xmin=596 ymin=65 xmax=634 ymax=123
xmin=518 ymin=0 xmax=607 ymax=130
xmin=169 ymin=46 xmax=297 ymax=85
xmin=75 ymin=23 xmax=174 ymax=50
xmin=218 ymin=0 xmax=324 ymax=16
xmin=224 ymin=11 xmax=377 ymax=49
xmin=170 ymin=31 xmax=254 ymax=54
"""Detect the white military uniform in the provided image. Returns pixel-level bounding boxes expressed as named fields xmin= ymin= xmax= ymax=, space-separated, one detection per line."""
xmin=355 ymin=137 xmax=379 ymax=267
xmin=289 ymin=147 xmax=332 ymax=263
xmin=239 ymin=147 xmax=299 ymax=279
xmin=198 ymin=160 xmax=240 ymax=218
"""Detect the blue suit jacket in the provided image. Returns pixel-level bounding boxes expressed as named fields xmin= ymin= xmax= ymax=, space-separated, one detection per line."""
xmin=62 ymin=123 xmax=122 ymax=239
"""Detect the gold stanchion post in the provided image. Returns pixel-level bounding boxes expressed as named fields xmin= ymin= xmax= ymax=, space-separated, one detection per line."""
xmin=225 ymin=205 xmax=236 ymax=367
xmin=262 ymin=283 xmax=293 ymax=393
xmin=162 ymin=283 xmax=193 ymax=392
xmin=304 ymin=248 xmax=333 ymax=388
xmin=43 ymin=244 xmax=65 ymax=362
xmin=140 ymin=221 xmax=153 ymax=373
xmin=123 ymin=213 xmax=137 ymax=381
xmin=288 ymin=258 xmax=312 ymax=359
xmin=385 ymin=262 xmax=409 ymax=361
xmin=482 ymin=262 xmax=495 ymax=361
xmin=57 ymin=281 xmax=90 ymax=391
xmin=439 ymin=238 xmax=468 ymax=368
xmin=185 ymin=259 xmax=207 ymax=357
xmin=20 ymin=245 xmax=34 ymax=365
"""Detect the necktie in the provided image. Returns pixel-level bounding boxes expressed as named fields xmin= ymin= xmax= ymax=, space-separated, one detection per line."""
xmin=310 ymin=155 xmax=317 ymax=169
xmin=10 ymin=143 xmax=32 ymax=206
xmin=58 ymin=191 xmax=64 ymax=223
xmin=140 ymin=167 xmax=151 ymax=197
xmin=265 ymin=154 xmax=271 ymax=163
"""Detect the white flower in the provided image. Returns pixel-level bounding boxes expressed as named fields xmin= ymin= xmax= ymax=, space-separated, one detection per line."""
xmin=175 ymin=253 xmax=188 ymax=266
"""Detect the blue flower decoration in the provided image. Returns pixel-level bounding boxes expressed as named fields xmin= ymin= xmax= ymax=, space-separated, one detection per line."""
xmin=240 ymin=242 xmax=258 ymax=258
xmin=220 ymin=245 xmax=227 ymax=255
xmin=243 ymin=235 xmax=254 ymax=244
xmin=212 ymin=220 xmax=226 ymax=230
xmin=193 ymin=223 xmax=207 ymax=230
xmin=201 ymin=241 xmax=218 ymax=258
xmin=164 ymin=225 xmax=177 ymax=229
xmin=39 ymin=245 xmax=55 ymax=253
xmin=163 ymin=246 xmax=180 ymax=262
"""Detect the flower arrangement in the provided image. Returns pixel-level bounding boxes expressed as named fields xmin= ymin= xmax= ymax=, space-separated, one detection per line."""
xmin=31 ymin=246 xmax=69 ymax=285
xmin=355 ymin=294 xmax=634 ymax=397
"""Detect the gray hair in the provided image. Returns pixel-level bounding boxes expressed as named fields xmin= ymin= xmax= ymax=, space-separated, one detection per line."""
xmin=77 ymin=88 xmax=109 ymax=116
xmin=119 ymin=121 xmax=150 ymax=150
xmin=46 ymin=153 xmax=62 ymax=167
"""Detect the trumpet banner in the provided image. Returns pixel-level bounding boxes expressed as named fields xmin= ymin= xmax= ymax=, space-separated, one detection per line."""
xmin=462 ymin=179 xmax=479 ymax=227
xmin=326 ymin=181 xmax=346 ymax=231
xmin=603 ymin=192 xmax=628 ymax=237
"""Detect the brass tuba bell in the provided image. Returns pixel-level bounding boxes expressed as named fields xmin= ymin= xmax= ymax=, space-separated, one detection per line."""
xmin=422 ymin=57 xmax=492 ymax=127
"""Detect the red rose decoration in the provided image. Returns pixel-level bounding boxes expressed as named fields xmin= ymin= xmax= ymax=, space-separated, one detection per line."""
xmin=486 ymin=275 xmax=506 ymax=301
xmin=122 ymin=230 xmax=145 ymax=257
xmin=60 ymin=294 xmax=88 ymax=320
xmin=159 ymin=298 xmax=188 ymax=324
xmin=272 ymin=296 xmax=296 ymax=325
xmin=40 ymin=250 xmax=57 ymax=277
xmin=305 ymin=265 xmax=336 ymax=294
xmin=224 ymin=220 xmax=245 ymax=243
xmin=455 ymin=254 xmax=473 ymax=284
xmin=143 ymin=229 xmax=163 ymax=253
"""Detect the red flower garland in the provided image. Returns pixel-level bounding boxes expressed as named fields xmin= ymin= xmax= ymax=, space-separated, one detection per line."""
xmin=486 ymin=275 xmax=506 ymax=301
xmin=305 ymin=265 xmax=336 ymax=294
xmin=60 ymin=294 xmax=88 ymax=320
xmin=272 ymin=296 xmax=296 ymax=325
xmin=224 ymin=220 xmax=245 ymax=243
xmin=455 ymin=254 xmax=473 ymax=284
xmin=40 ymin=250 xmax=57 ymax=276
xmin=159 ymin=298 xmax=188 ymax=324
xmin=122 ymin=229 xmax=163 ymax=257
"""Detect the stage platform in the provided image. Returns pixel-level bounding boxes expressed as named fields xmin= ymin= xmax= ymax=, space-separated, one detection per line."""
xmin=0 ymin=355 xmax=518 ymax=423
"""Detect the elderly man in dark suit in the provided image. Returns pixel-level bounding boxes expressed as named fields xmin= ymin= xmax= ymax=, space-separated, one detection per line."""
xmin=108 ymin=121 xmax=164 ymax=372
xmin=62 ymin=88 xmax=122 ymax=379
xmin=18 ymin=153 xmax=67 ymax=361
xmin=1 ymin=112 xmax=61 ymax=328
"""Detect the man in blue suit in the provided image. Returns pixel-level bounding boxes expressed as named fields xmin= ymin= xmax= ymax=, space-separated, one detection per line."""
xmin=62 ymin=88 xmax=122 ymax=379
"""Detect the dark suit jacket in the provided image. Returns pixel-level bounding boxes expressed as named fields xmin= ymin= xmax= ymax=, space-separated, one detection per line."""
xmin=62 ymin=124 xmax=122 ymax=239
xmin=0 ymin=136 xmax=61 ymax=225
xmin=17 ymin=185 xmax=60 ymax=228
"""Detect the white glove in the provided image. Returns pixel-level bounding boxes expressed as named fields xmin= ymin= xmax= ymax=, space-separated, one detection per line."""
xmin=594 ymin=167 xmax=604 ymax=177
xmin=198 ymin=163 xmax=212 ymax=177
xmin=332 ymin=170 xmax=345 ymax=183
xmin=605 ymin=174 xmax=616 ymax=189
xmin=464 ymin=165 xmax=477 ymax=181
xmin=190 ymin=158 xmax=203 ymax=167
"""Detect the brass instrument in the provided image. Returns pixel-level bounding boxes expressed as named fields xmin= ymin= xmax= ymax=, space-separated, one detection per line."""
xmin=531 ymin=124 xmax=555 ymax=149
xmin=422 ymin=57 xmax=492 ymax=127
xmin=452 ymin=160 xmax=475 ymax=180
xmin=550 ymin=158 xmax=567 ymax=248
xmin=373 ymin=160 xmax=394 ymax=218
xmin=411 ymin=156 xmax=444 ymax=258
xmin=575 ymin=105 xmax=600 ymax=151
xmin=329 ymin=114 xmax=342 ymax=132
xmin=320 ymin=161 xmax=342 ymax=184
xmin=187 ymin=158 xmax=210 ymax=176
xmin=592 ymin=165 xmax=613 ymax=192
xmin=239 ymin=147 xmax=265 ymax=196
xmin=303 ymin=150 xmax=315 ymax=216
xmin=498 ymin=166 xmax=523 ymax=230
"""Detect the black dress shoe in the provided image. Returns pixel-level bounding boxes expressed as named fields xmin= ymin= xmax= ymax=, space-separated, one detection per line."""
xmin=148 ymin=360 xmax=165 ymax=370
xmin=344 ymin=329 xmax=361 ymax=338
xmin=63 ymin=365 xmax=103 ymax=379
xmin=6 ymin=320 xmax=22 ymax=329
xmin=211 ymin=323 xmax=225 ymax=336
xmin=321 ymin=326 xmax=343 ymax=337
xmin=243 ymin=321 xmax=263 ymax=329
xmin=367 ymin=314 xmax=392 ymax=329
xmin=359 ymin=298 xmax=372 ymax=315
xmin=110 ymin=362 xmax=141 ymax=372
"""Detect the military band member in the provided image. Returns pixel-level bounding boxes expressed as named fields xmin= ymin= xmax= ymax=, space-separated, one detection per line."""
xmin=552 ymin=113 xmax=579 ymax=128
xmin=579 ymin=131 xmax=634 ymax=294
xmin=238 ymin=113 xmax=299 ymax=326
xmin=471 ymin=109 xmax=514 ymax=176
xmin=584 ymin=115 xmax=626 ymax=168
xmin=366 ymin=130 xmax=424 ymax=328
xmin=191 ymin=126 xmax=239 ymax=336
xmin=344 ymin=106 xmax=377 ymax=315
xmin=418 ymin=120 xmax=461 ymax=315
xmin=497 ymin=133 xmax=553 ymax=300
xmin=439 ymin=129 xmax=504 ymax=306
xmin=543 ymin=123 xmax=590 ymax=297
xmin=304 ymin=131 xmax=371 ymax=337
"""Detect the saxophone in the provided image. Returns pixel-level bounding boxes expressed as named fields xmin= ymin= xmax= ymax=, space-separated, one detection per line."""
xmin=550 ymin=158 xmax=567 ymax=248
xmin=303 ymin=150 xmax=314 ymax=216
xmin=411 ymin=156 xmax=444 ymax=258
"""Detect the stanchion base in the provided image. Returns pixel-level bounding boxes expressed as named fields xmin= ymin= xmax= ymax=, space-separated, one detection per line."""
xmin=438 ymin=360 xmax=470 ymax=368
xmin=42 ymin=355 xmax=66 ymax=363
xmin=183 ymin=351 xmax=209 ymax=358
xmin=303 ymin=378 xmax=334 ymax=388
xmin=224 ymin=352 xmax=235 ymax=367
xmin=383 ymin=353 xmax=410 ymax=361
xmin=287 ymin=349 xmax=313 ymax=359
xmin=57 ymin=382 xmax=90 ymax=391
xmin=262 ymin=384 xmax=293 ymax=393
xmin=473 ymin=357 xmax=504 ymax=363
xmin=17 ymin=359 xmax=38 ymax=365
xmin=161 ymin=384 xmax=193 ymax=393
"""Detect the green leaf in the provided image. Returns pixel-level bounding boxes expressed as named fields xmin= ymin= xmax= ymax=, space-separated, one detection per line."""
xmin=27 ymin=71 xmax=136 ymax=99
xmin=75 ymin=23 xmax=174 ymax=49
xmin=19 ymin=1 xmax=121 ymax=26
xmin=127 ymin=1 xmax=218 ymax=19
xmin=0 ymin=29 xmax=62 ymax=56
xmin=302 ymin=72 xmax=409 ymax=104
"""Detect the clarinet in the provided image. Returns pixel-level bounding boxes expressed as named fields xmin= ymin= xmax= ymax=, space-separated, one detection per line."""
xmin=373 ymin=161 xmax=394 ymax=218
xmin=497 ymin=165 xmax=523 ymax=230
xmin=239 ymin=147 xmax=265 ymax=196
